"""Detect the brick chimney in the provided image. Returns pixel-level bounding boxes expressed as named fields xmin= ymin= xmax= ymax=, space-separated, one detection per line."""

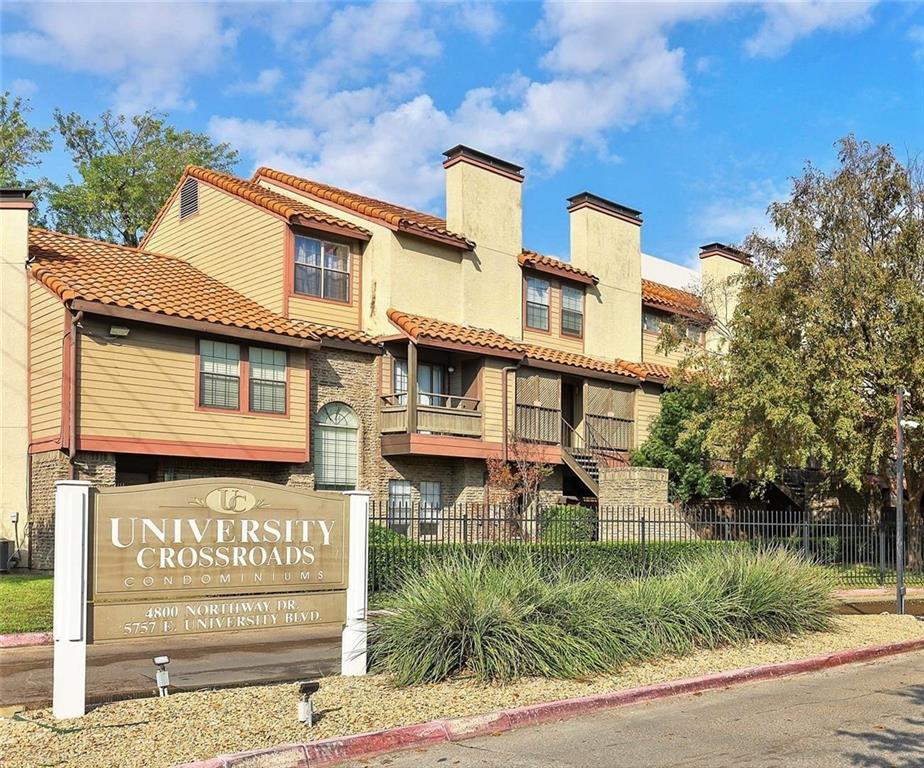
xmin=0 ymin=189 xmax=34 ymax=566
xmin=443 ymin=145 xmax=524 ymax=337
xmin=567 ymin=192 xmax=643 ymax=362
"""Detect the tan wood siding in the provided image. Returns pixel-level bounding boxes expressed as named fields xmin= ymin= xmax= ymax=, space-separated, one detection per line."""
xmin=143 ymin=181 xmax=286 ymax=313
xmin=634 ymin=383 xmax=662 ymax=446
xmin=287 ymin=247 xmax=362 ymax=330
xmin=29 ymin=281 xmax=65 ymax=442
xmin=481 ymin=359 xmax=509 ymax=443
xmin=77 ymin=319 xmax=307 ymax=451
xmin=642 ymin=331 xmax=687 ymax=367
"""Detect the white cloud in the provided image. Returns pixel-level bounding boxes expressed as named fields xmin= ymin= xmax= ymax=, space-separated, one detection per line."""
xmin=211 ymin=1 xmax=732 ymax=209
xmin=226 ymin=69 xmax=283 ymax=96
xmin=3 ymin=2 xmax=237 ymax=112
xmin=450 ymin=3 xmax=502 ymax=42
xmin=910 ymin=25 xmax=924 ymax=61
xmin=8 ymin=78 xmax=38 ymax=98
xmin=744 ymin=1 xmax=876 ymax=58
xmin=695 ymin=178 xmax=788 ymax=243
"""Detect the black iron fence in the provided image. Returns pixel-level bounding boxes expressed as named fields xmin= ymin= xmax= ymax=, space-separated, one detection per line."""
xmin=368 ymin=501 xmax=917 ymax=592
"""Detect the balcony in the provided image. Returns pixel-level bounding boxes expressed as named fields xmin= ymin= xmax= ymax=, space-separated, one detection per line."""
xmin=380 ymin=392 xmax=482 ymax=438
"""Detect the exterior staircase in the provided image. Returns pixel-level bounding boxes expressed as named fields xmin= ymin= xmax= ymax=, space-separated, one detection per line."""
xmin=561 ymin=446 xmax=600 ymax=497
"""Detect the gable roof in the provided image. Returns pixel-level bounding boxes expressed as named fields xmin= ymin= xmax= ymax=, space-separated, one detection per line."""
xmin=253 ymin=167 xmax=474 ymax=250
xmin=141 ymin=166 xmax=371 ymax=248
xmin=28 ymin=228 xmax=364 ymax=348
xmin=641 ymin=278 xmax=710 ymax=320
xmin=385 ymin=309 xmax=644 ymax=381
xmin=518 ymin=250 xmax=598 ymax=285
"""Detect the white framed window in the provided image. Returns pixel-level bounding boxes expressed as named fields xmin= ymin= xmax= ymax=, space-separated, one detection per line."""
xmin=294 ymin=235 xmax=351 ymax=302
xmin=392 ymin=359 xmax=447 ymax=406
xmin=199 ymin=340 xmax=240 ymax=409
xmin=419 ymin=481 xmax=441 ymax=536
xmin=314 ymin=402 xmax=358 ymax=490
xmin=387 ymin=480 xmax=412 ymax=535
xmin=561 ymin=285 xmax=584 ymax=337
xmin=642 ymin=310 xmax=663 ymax=333
xmin=249 ymin=347 xmax=287 ymax=414
xmin=525 ymin=277 xmax=550 ymax=331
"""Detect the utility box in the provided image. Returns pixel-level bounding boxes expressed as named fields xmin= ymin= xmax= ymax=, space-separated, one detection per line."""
xmin=0 ymin=539 xmax=12 ymax=572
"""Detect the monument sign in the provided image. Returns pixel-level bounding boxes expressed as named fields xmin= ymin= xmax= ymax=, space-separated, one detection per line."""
xmin=52 ymin=478 xmax=370 ymax=718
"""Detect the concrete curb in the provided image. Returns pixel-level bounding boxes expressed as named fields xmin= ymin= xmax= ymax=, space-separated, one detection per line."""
xmin=0 ymin=632 xmax=52 ymax=648
xmin=174 ymin=637 xmax=924 ymax=768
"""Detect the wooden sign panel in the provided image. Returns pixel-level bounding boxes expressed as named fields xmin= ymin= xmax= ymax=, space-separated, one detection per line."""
xmin=88 ymin=479 xmax=350 ymax=643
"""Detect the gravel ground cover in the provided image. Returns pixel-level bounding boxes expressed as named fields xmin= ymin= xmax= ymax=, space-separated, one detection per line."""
xmin=2 ymin=615 xmax=922 ymax=768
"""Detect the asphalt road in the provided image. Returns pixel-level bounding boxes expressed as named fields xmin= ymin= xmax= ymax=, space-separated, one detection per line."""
xmin=347 ymin=650 xmax=924 ymax=768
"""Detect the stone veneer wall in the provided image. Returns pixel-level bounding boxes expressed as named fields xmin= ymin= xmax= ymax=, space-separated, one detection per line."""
xmin=27 ymin=449 xmax=71 ymax=570
xmin=598 ymin=466 xmax=669 ymax=507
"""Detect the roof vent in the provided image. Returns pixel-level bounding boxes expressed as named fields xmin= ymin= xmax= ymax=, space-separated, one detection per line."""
xmin=179 ymin=178 xmax=199 ymax=220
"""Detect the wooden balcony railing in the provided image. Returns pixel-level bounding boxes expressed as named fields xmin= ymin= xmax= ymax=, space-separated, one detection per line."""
xmin=515 ymin=404 xmax=561 ymax=444
xmin=380 ymin=393 xmax=482 ymax=438
xmin=585 ymin=414 xmax=634 ymax=452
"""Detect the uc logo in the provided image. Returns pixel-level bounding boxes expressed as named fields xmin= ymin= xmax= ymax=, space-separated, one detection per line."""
xmin=204 ymin=487 xmax=257 ymax=514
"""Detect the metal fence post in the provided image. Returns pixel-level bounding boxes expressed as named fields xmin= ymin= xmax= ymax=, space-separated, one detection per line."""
xmin=462 ymin=512 xmax=469 ymax=545
xmin=640 ymin=513 xmax=647 ymax=573
xmin=801 ymin=505 xmax=810 ymax=559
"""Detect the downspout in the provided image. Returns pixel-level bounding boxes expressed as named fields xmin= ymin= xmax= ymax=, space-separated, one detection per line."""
xmin=68 ymin=310 xmax=83 ymax=478
xmin=500 ymin=361 xmax=521 ymax=462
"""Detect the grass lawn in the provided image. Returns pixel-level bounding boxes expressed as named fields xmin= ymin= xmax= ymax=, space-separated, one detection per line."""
xmin=0 ymin=574 xmax=53 ymax=634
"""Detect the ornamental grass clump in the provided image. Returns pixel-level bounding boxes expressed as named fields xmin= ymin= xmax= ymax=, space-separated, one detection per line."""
xmin=371 ymin=547 xmax=836 ymax=685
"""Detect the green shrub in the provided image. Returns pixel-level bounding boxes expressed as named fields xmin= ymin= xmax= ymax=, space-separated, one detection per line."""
xmin=371 ymin=547 xmax=835 ymax=685
xmin=539 ymin=505 xmax=597 ymax=543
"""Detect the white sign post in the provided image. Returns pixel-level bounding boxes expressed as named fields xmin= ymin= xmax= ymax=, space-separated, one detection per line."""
xmin=52 ymin=480 xmax=91 ymax=719
xmin=341 ymin=491 xmax=370 ymax=676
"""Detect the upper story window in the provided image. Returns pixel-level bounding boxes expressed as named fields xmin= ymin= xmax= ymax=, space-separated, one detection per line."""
xmin=249 ymin=347 xmax=287 ymax=414
xmin=561 ymin=285 xmax=584 ymax=337
xmin=642 ymin=310 xmax=663 ymax=334
xmin=294 ymin=235 xmax=350 ymax=303
xmin=685 ymin=324 xmax=705 ymax=345
xmin=199 ymin=340 xmax=240 ymax=409
xmin=525 ymin=276 xmax=550 ymax=331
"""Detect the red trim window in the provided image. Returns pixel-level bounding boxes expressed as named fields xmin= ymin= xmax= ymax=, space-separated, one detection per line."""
xmin=294 ymin=234 xmax=350 ymax=303
xmin=525 ymin=276 xmax=550 ymax=331
xmin=199 ymin=340 xmax=241 ymax=410
xmin=561 ymin=285 xmax=584 ymax=337
xmin=249 ymin=347 xmax=287 ymax=414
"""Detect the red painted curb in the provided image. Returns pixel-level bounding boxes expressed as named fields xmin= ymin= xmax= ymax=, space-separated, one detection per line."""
xmin=174 ymin=637 xmax=924 ymax=768
xmin=0 ymin=632 xmax=52 ymax=648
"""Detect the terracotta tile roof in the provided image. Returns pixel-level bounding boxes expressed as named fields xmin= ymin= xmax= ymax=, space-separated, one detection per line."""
xmin=519 ymin=250 xmax=598 ymax=284
xmin=386 ymin=309 xmax=522 ymax=354
xmin=642 ymin=279 xmax=709 ymax=319
xmin=295 ymin=321 xmax=377 ymax=346
xmin=386 ymin=309 xmax=644 ymax=380
xmin=523 ymin=345 xmax=644 ymax=380
xmin=254 ymin=167 xmax=474 ymax=249
xmin=28 ymin=228 xmax=322 ymax=341
xmin=640 ymin=362 xmax=674 ymax=382
xmin=183 ymin=166 xmax=371 ymax=238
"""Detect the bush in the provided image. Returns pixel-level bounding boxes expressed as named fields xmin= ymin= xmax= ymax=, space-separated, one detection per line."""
xmin=371 ymin=547 xmax=835 ymax=685
xmin=369 ymin=539 xmax=741 ymax=592
xmin=539 ymin=505 xmax=597 ymax=543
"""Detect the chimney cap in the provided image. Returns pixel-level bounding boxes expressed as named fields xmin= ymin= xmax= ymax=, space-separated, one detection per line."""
xmin=566 ymin=192 xmax=642 ymax=224
xmin=699 ymin=242 xmax=751 ymax=264
xmin=0 ymin=188 xmax=34 ymax=200
xmin=442 ymin=145 xmax=524 ymax=180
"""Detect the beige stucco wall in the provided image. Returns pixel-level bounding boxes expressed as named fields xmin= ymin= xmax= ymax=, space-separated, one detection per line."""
xmin=569 ymin=208 xmax=642 ymax=362
xmin=0 ymin=203 xmax=32 ymax=558
xmin=445 ymin=162 xmax=523 ymax=339
xmin=700 ymin=254 xmax=746 ymax=354
xmin=144 ymin=181 xmax=287 ymax=314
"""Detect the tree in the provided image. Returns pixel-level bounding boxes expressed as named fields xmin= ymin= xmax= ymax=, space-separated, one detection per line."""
xmin=0 ymin=92 xmax=52 ymax=187
xmin=632 ymin=383 xmax=726 ymax=504
xmin=709 ymin=137 xmax=924 ymax=566
xmin=46 ymin=110 xmax=238 ymax=246
xmin=486 ymin=430 xmax=553 ymax=538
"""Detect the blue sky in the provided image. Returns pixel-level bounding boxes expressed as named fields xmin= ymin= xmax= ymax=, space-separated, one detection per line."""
xmin=2 ymin=1 xmax=922 ymax=267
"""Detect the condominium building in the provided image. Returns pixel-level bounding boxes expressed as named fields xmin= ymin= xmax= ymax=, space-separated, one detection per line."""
xmin=0 ymin=146 xmax=748 ymax=568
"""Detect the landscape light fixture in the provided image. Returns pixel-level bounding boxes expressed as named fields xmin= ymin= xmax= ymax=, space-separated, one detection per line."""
xmin=153 ymin=655 xmax=171 ymax=697
xmin=298 ymin=681 xmax=320 ymax=726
